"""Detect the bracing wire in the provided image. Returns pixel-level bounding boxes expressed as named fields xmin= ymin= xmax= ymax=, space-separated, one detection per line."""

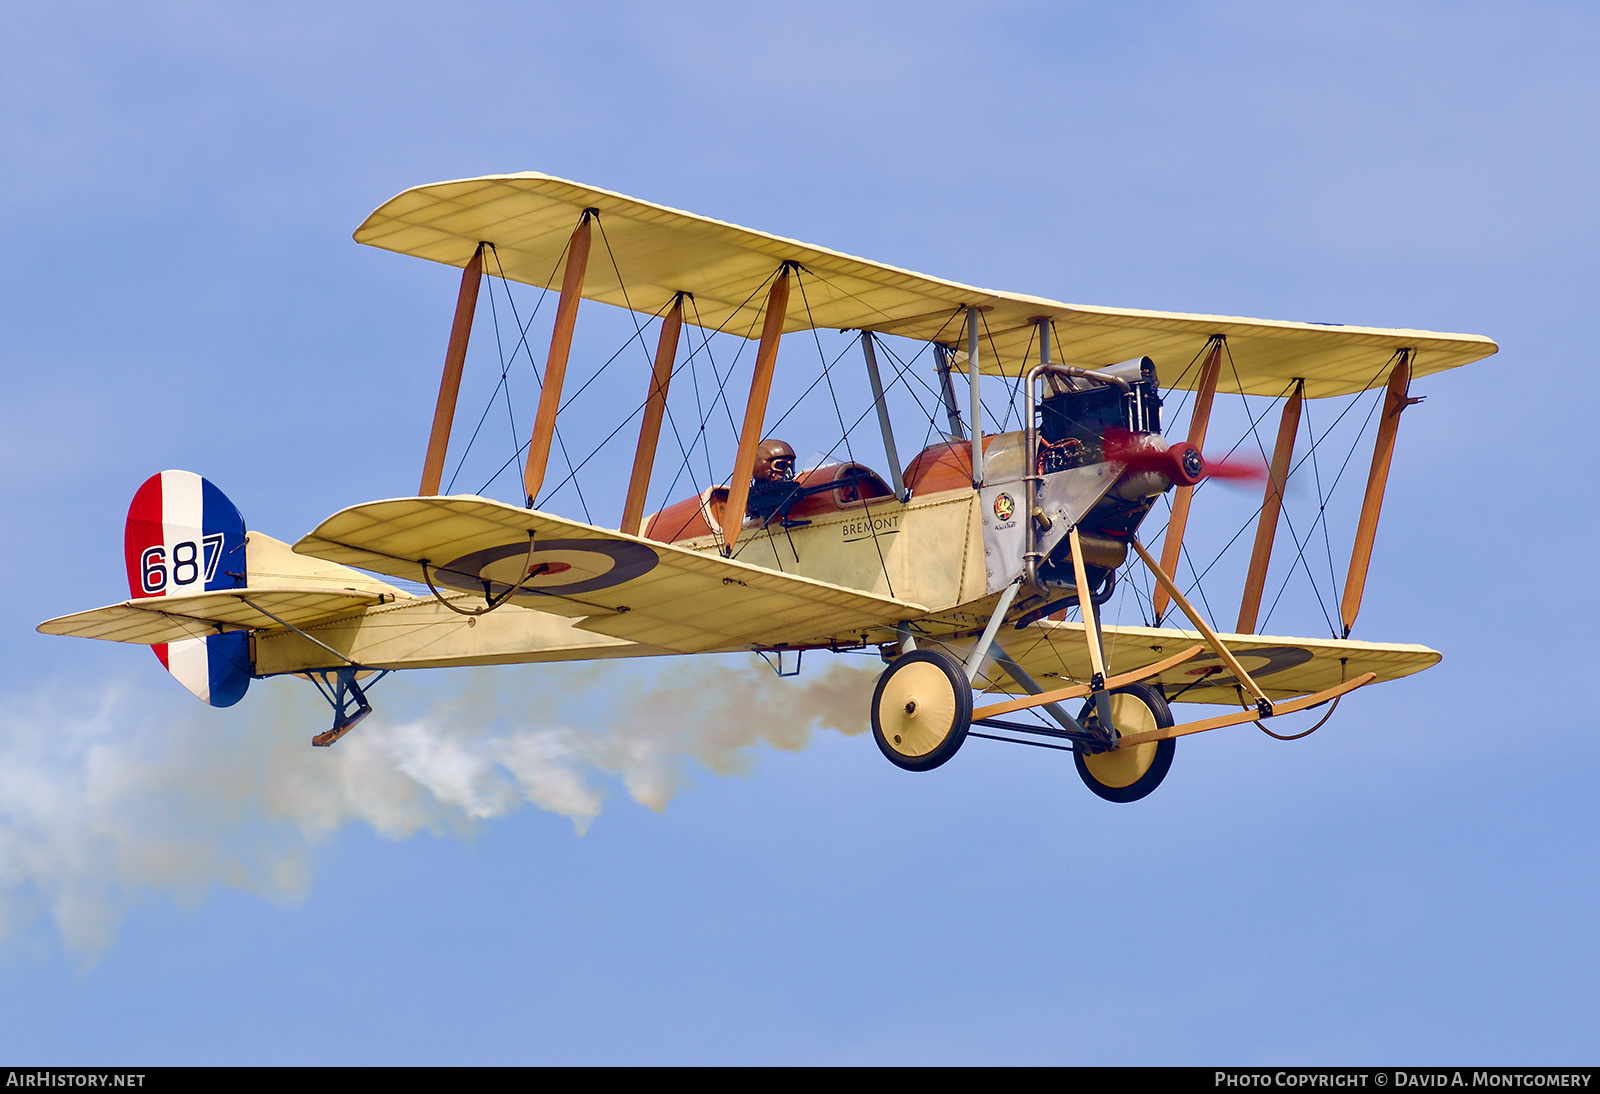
xmin=973 ymin=309 xmax=1009 ymax=431
xmin=1257 ymin=375 xmax=1393 ymax=635
xmin=1220 ymin=348 xmax=1339 ymax=635
xmin=442 ymin=263 xmax=503 ymax=494
xmin=634 ymin=274 xmax=780 ymax=545
xmin=470 ymin=240 xmax=590 ymax=508
xmin=531 ymin=292 xmax=677 ymax=508
xmin=1138 ymin=353 xmax=1397 ymax=642
xmin=792 ymin=267 xmax=896 ymax=597
xmin=998 ymin=322 xmax=1037 ymax=434
xmin=442 ymin=248 xmax=555 ymax=494
xmin=432 ymin=235 xmax=1410 ymax=683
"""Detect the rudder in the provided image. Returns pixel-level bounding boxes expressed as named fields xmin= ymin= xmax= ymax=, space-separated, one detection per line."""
xmin=123 ymin=470 xmax=252 ymax=707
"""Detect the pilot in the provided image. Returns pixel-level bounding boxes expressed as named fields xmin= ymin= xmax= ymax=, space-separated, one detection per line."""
xmin=747 ymin=438 xmax=799 ymax=521
xmin=752 ymin=438 xmax=796 ymax=484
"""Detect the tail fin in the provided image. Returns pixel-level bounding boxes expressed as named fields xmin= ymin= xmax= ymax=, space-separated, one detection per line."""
xmin=123 ymin=471 xmax=252 ymax=707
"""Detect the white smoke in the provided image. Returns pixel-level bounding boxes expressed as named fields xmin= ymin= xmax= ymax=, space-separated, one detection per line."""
xmin=0 ymin=655 xmax=877 ymax=958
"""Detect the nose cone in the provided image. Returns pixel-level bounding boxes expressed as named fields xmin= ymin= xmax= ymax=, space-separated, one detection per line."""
xmin=1104 ymin=427 xmax=1210 ymax=491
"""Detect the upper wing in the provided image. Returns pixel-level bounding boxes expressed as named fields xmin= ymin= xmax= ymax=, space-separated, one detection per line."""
xmin=971 ymin=619 xmax=1440 ymax=703
xmin=294 ymin=495 xmax=927 ymax=654
xmin=38 ymin=587 xmax=390 ymax=645
xmin=353 ymin=172 xmax=1497 ymax=397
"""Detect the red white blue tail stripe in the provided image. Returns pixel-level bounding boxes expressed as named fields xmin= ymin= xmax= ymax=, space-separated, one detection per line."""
xmin=123 ymin=471 xmax=252 ymax=707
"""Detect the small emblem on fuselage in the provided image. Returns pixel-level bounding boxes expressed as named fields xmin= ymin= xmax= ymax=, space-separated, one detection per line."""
xmin=994 ymin=493 xmax=1016 ymax=521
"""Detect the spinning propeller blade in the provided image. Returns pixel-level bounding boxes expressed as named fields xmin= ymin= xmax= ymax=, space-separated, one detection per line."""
xmin=1103 ymin=427 xmax=1266 ymax=487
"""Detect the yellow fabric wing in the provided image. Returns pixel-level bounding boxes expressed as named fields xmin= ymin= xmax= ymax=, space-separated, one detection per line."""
xmin=973 ymin=620 xmax=1439 ymax=704
xmin=294 ymin=496 xmax=927 ymax=654
xmin=38 ymin=587 xmax=391 ymax=646
xmin=354 ymin=172 xmax=1497 ymax=397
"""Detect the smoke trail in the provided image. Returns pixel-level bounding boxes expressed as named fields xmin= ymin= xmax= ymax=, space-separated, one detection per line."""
xmin=0 ymin=654 xmax=878 ymax=958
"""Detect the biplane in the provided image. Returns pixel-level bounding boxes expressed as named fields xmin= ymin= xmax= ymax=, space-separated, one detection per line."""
xmin=39 ymin=173 xmax=1497 ymax=802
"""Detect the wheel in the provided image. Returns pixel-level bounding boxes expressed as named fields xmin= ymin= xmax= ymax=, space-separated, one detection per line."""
xmin=1073 ymin=682 xmax=1176 ymax=802
xmin=871 ymin=648 xmax=973 ymax=771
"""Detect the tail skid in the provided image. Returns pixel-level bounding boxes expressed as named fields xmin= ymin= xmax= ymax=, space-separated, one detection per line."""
xmin=307 ymin=667 xmax=388 ymax=747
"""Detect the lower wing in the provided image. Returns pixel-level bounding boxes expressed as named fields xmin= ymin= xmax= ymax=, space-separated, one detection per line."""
xmin=294 ymin=495 xmax=927 ymax=654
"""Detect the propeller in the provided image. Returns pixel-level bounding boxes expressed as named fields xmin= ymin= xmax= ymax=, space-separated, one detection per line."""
xmin=1103 ymin=427 xmax=1266 ymax=487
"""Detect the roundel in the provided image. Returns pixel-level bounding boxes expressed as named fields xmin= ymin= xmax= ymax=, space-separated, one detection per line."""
xmin=1180 ymin=645 xmax=1314 ymax=688
xmin=431 ymin=538 xmax=659 ymax=599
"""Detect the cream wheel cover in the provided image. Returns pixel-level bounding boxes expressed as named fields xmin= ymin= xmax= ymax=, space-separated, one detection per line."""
xmin=1082 ymin=693 xmax=1161 ymax=788
xmin=876 ymin=660 xmax=959 ymax=758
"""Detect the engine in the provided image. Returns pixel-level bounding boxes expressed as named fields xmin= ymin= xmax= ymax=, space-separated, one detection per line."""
xmin=1033 ymin=356 xmax=1188 ymax=595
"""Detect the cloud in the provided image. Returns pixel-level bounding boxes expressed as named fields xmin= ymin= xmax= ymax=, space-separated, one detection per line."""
xmin=0 ymin=654 xmax=877 ymax=959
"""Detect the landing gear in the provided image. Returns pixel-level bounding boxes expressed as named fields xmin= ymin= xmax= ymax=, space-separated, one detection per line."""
xmin=1073 ymin=682 xmax=1176 ymax=802
xmin=871 ymin=648 xmax=973 ymax=771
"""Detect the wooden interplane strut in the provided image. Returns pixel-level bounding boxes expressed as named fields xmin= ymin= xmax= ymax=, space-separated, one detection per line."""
xmin=620 ymin=294 xmax=685 ymax=535
xmin=720 ymin=266 xmax=792 ymax=551
xmin=1131 ymin=535 xmax=1274 ymax=714
xmin=419 ymin=242 xmax=485 ymax=497
xmin=523 ymin=211 xmax=595 ymax=506
xmin=1341 ymin=351 xmax=1418 ymax=636
xmin=1154 ymin=337 xmax=1223 ymax=623
xmin=1237 ymin=379 xmax=1304 ymax=634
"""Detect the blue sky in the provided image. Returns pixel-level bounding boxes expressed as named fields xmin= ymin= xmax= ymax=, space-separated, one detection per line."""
xmin=1 ymin=0 xmax=1597 ymax=1064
